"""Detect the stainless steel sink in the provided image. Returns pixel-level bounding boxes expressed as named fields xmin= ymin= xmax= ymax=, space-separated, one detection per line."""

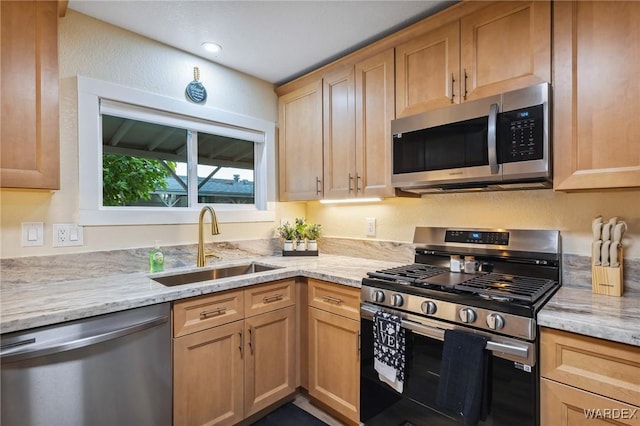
xmin=152 ymin=262 xmax=281 ymax=286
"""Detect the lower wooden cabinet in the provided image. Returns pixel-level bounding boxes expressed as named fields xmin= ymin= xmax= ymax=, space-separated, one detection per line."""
xmin=540 ymin=327 xmax=640 ymax=426
xmin=244 ymin=305 xmax=296 ymax=417
xmin=174 ymin=320 xmax=245 ymax=426
xmin=173 ymin=280 xmax=297 ymax=426
xmin=307 ymin=280 xmax=361 ymax=424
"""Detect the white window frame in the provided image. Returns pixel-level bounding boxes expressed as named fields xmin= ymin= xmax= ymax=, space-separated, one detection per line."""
xmin=77 ymin=75 xmax=275 ymax=226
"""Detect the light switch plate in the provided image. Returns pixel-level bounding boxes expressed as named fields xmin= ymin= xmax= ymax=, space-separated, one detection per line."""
xmin=365 ymin=217 xmax=376 ymax=237
xmin=22 ymin=222 xmax=44 ymax=247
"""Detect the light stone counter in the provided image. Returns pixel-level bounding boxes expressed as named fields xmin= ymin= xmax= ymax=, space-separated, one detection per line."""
xmin=0 ymin=253 xmax=403 ymax=334
xmin=2 ymin=240 xmax=639 ymax=347
xmin=538 ymin=286 xmax=640 ymax=347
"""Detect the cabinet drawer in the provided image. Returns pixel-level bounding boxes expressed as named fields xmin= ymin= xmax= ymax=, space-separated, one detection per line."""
xmin=541 ymin=327 xmax=640 ymax=407
xmin=541 ymin=378 xmax=640 ymax=426
xmin=173 ymin=290 xmax=244 ymax=337
xmin=244 ymin=279 xmax=295 ymax=317
xmin=308 ymin=279 xmax=360 ymax=321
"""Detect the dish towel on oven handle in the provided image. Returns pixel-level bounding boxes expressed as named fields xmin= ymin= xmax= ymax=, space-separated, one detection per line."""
xmin=436 ymin=329 xmax=490 ymax=426
xmin=373 ymin=310 xmax=406 ymax=393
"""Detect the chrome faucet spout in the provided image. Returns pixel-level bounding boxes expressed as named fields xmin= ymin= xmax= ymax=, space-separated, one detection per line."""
xmin=197 ymin=206 xmax=220 ymax=267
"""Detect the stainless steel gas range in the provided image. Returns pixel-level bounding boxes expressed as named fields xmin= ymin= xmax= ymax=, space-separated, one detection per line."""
xmin=360 ymin=227 xmax=560 ymax=426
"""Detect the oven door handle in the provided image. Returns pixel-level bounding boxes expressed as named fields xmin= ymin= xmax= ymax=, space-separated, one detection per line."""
xmin=361 ymin=305 xmax=529 ymax=359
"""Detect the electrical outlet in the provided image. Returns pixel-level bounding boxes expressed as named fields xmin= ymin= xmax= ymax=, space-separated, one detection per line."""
xmin=53 ymin=224 xmax=84 ymax=247
xmin=365 ymin=217 xmax=376 ymax=237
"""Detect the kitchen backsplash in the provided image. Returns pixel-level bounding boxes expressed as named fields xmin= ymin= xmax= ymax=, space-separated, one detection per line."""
xmin=1 ymin=237 xmax=638 ymax=293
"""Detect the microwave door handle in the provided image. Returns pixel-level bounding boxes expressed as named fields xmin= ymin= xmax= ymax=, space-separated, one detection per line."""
xmin=488 ymin=103 xmax=499 ymax=174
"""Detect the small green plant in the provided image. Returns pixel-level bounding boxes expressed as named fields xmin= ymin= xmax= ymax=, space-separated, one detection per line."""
xmin=305 ymin=223 xmax=322 ymax=241
xmin=276 ymin=221 xmax=296 ymax=241
xmin=294 ymin=218 xmax=308 ymax=241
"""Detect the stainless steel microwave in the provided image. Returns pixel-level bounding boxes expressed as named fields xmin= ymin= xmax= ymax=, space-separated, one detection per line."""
xmin=391 ymin=83 xmax=551 ymax=194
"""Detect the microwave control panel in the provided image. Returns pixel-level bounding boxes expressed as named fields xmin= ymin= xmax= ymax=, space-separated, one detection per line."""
xmin=500 ymin=104 xmax=544 ymax=163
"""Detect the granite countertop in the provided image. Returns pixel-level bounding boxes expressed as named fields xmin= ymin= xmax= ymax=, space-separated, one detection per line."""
xmin=2 ymin=249 xmax=639 ymax=347
xmin=537 ymin=286 xmax=640 ymax=347
xmin=0 ymin=254 xmax=402 ymax=334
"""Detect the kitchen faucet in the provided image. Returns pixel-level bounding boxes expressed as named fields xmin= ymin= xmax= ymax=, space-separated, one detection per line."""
xmin=197 ymin=206 xmax=220 ymax=267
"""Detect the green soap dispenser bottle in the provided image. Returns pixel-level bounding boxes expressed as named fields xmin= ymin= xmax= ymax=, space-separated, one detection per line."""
xmin=149 ymin=240 xmax=164 ymax=273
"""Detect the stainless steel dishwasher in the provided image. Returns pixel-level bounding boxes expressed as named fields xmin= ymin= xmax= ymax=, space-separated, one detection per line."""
xmin=1 ymin=302 xmax=172 ymax=426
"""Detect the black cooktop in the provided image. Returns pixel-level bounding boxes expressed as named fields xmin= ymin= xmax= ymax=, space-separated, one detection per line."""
xmin=367 ymin=264 xmax=558 ymax=304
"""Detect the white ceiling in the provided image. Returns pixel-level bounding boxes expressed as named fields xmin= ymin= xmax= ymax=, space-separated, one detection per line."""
xmin=68 ymin=0 xmax=455 ymax=85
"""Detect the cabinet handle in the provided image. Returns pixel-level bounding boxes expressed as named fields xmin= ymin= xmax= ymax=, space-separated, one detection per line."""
xmin=348 ymin=173 xmax=354 ymax=193
xmin=463 ymin=68 xmax=468 ymax=100
xmin=263 ymin=294 xmax=283 ymax=304
xmin=239 ymin=331 xmax=244 ymax=359
xmin=450 ymin=72 xmax=456 ymax=103
xmin=316 ymin=177 xmax=322 ymax=195
xmin=200 ymin=307 xmax=226 ymax=319
xmin=357 ymin=330 xmax=361 ymax=359
xmin=356 ymin=173 xmax=362 ymax=193
xmin=249 ymin=327 xmax=254 ymax=355
xmin=322 ymin=295 xmax=343 ymax=305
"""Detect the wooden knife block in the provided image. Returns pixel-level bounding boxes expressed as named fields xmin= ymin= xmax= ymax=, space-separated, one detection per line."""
xmin=592 ymin=247 xmax=624 ymax=296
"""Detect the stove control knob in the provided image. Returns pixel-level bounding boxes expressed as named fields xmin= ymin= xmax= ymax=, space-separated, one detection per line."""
xmin=372 ymin=290 xmax=385 ymax=303
xmin=391 ymin=294 xmax=404 ymax=307
xmin=486 ymin=313 xmax=505 ymax=330
xmin=421 ymin=301 xmax=437 ymax=315
xmin=459 ymin=308 xmax=477 ymax=323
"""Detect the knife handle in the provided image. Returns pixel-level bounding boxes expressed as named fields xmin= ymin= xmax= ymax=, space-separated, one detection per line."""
xmin=609 ymin=241 xmax=620 ymax=268
xmin=601 ymin=223 xmax=612 ymax=242
xmin=592 ymin=216 xmax=603 ymax=240
xmin=592 ymin=240 xmax=602 ymax=266
xmin=601 ymin=240 xmax=611 ymax=267
xmin=613 ymin=221 xmax=627 ymax=242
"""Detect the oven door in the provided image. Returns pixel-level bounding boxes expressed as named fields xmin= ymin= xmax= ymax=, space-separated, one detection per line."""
xmin=360 ymin=304 xmax=538 ymax=426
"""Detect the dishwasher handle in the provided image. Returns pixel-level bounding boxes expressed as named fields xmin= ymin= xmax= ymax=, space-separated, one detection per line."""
xmin=1 ymin=315 xmax=168 ymax=363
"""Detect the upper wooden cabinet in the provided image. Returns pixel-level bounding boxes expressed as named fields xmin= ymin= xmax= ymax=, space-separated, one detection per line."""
xmin=553 ymin=1 xmax=640 ymax=191
xmin=278 ymin=80 xmax=323 ymax=201
xmin=396 ymin=1 xmax=551 ymax=118
xmin=323 ymin=49 xmax=396 ymax=199
xmin=395 ymin=20 xmax=460 ymax=117
xmin=354 ymin=49 xmax=396 ymax=198
xmin=0 ymin=0 xmax=60 ymax=189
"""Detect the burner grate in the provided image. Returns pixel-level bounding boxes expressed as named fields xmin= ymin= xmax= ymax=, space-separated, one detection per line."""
xmin=367 ymin=264 xmax=448 ymax=283
xmin=456 ymin=273 xmax=557 ymax=303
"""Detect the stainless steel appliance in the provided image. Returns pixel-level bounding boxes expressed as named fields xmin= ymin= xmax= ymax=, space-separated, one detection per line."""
xmin=360 ymin=227 xmax=560 ymax=425
xmin=1 ymin=303 xmax=172 ymax=426
xmin=392 ymin=83 xmax=551 ymax=193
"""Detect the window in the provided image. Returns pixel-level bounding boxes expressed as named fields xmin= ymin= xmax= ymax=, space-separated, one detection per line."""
xmin=78 ymin=76 xmax=275 ymax=225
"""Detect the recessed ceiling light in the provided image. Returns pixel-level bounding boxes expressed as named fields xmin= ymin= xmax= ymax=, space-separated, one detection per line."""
xmin=201 ymin=42 xmax=222 ymax=54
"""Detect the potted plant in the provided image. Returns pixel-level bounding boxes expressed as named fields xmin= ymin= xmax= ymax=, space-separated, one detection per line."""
xmin=305 ymin=223 xmax=322 ymax=251
xmin=277 ymin=221 xmax=295 ymax=251
xmin=294 ymin=218 xmax=308 ymax=251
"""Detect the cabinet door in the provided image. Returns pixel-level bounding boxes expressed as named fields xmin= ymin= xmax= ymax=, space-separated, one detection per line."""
xmin=0 ymin=1 xmax=60 ymax=189
xmin=540 ymin=378 xmax=640 ymax=426
xmin=460 ymin=1 xmax=550 ymax=102
xmin=244 ymin=306 xmax=296 ymax=416
xmin=278 ymin=80 xmax=323 ymax=200
xmin=323 ymin=66 xmax=356 ymax=199
xmin=395 ymin=20 xmax=460 ymax=117
xmin=174 ymin=320 xmax=244 ymax=426
xmin=553 ymin=1 xmax=640 ymax=190
xmin=308 ymin=307 xmax=360 ymax=423
xmin=355 ymin=48 xmax=396 ymax=198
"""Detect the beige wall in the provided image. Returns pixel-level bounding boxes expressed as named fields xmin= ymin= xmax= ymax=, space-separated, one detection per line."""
xmin=2 ymin=11 xmax=638 ymax=261
xmin=306 ymin=189 xmax=640 ymax=258
xmin=0 ymin=10 xmax=305 ymax=258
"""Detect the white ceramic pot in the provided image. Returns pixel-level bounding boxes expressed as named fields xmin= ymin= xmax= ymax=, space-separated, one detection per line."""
xmin=307 ymin=240 xmax=318 ymax=251
xmin=295 ymin=239 xmax=306 ymax=251
xmin=283 ymin=240 xmax=293 ymax=251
